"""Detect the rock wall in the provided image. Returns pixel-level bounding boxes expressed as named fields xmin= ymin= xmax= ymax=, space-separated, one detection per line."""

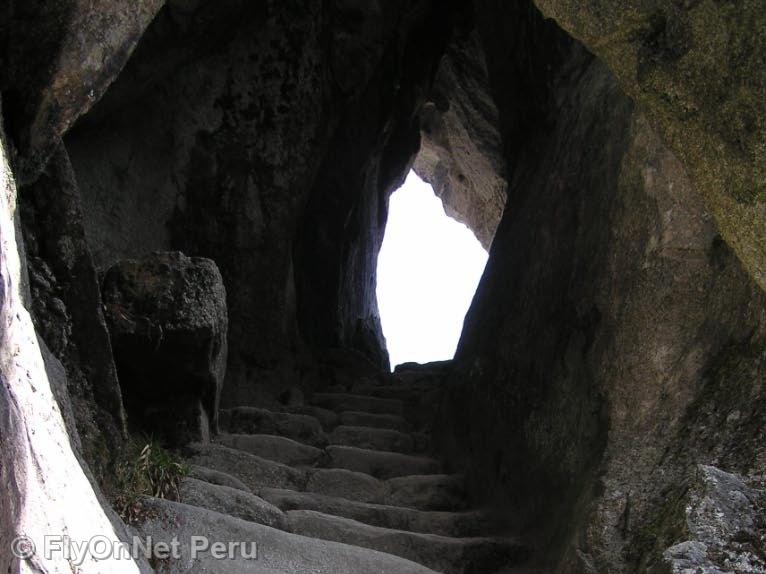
xmin=435 ymin=2 xmax=766 ymax=571
xmin=413 ymin=27 xmax=506 ymax=249
xmin=64 ymin=0 xmax=455 ymax=405
xmin=0 ymin=0 xmax=164 ymax=183
xmin=1 ymin=1 xmax=765 ymax=572
xmin=18 ymin=143 xmax=127 ymax=482
xmin=532 ymin=0 xmax=766 ymax=293
xmin=0 ymin=103 xmax=148 ymax=574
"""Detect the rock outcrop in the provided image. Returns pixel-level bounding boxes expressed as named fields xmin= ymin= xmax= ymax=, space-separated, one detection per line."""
xmin=413 ymin=28 xmax=506 ymax=249
xmin=18 ymin=142 xmax=127 ymax=481
xmin=64 ymin=0 xmax=456 ymax=404
xmin=0 ymin=0 xmax=164 ymax=182
xmin=103 ymin=251 xmax=227 ymax=444
xmin=0 ymin=103 xmax=149 ymax=574
xmin=662 ymin=465 xmax=765 ymax=574
xmin=1 ymin=0 xmax=765 ymax=573
xmin=532 ymin=0 xmax=766 ymax=293
xmin=434 ymin=2 xmax=766 ymax=572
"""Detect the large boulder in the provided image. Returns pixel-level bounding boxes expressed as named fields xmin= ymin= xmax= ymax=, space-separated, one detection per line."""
xmin=103 ymin=251 xmax=227 ymax=445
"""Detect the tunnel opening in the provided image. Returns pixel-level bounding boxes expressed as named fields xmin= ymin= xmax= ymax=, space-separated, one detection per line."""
xmin=376 ymin=170 xmax=488 ymax=369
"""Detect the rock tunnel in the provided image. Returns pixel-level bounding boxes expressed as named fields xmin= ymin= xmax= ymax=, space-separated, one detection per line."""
xmin=1 ymin=1 xmax=765 ymax=573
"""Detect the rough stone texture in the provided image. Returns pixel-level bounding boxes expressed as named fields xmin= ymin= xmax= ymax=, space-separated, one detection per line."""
xmin=64 ymin=0 xmax=456 ymax=405
xmin=322 ymin=445 xmax=441 ymax=479
xmin=103 ymin=251 xmax=227 ymax=444
xmin=0 ymin=0 xmax=164 ymax=182
xmin=532 ymin=0 xmax=766 ymax=293
xmin=340 ymin=411 xmax=411 ymax=432
xmin=180 ymin=477 xmax=288 ymax=531
xmin=259 ymin=488 xmax=491 ymax=537
xmin=662 ymin=466 xmax=766 ymax=574
xmin=330 ymin=425 xmax=416 ymax=453
xmin=18 ymin=142 xmax=126 ymax=481
xmin=216 ymin=433 xmax=323 ymax=467
xmin=4 ymin=2 xmax=766 ymax=573
xmin=386 ymin=475 xmax=467 ymax=512
xmin=187 ymin=443 xmax=307 ymax=493
xmin=137 ymin=497 xmax=440 ymax=574
xmin=413 ymin=28 xmax=506 ymax=249
xmin=285 ymin=510 xmax=527 ymax=574
xmin=305 ymin=468 xmax=387 ymax=505
xmin=222 ymin=406 xmax=328 ymax=447
xmin=0 ymin=110 xmax=149 ymax=573
xmin=434 ymin=4 xmax=766 ymax=571
xmin=188 ymin=465 xmax=251 ymax=493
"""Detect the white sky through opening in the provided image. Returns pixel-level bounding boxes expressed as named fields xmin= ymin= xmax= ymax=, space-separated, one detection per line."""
xmin=376 ymin=170 xmax=488 ymax=370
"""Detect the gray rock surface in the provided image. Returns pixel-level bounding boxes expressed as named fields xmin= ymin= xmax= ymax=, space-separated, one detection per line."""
xmin=286 ymin=510 xmax=526 ymax=574
xmin=187 ymin=443 xmax=307 ymax=493
xmin=62 ymin=0 xmax=456 ymax=400
xmin=312 ymin=393 xmax=404 ymax=416
xmin=434 ymin=6 xmax=766 ymax=569
xmin=304 ymin=468 xmax=387 ymax=505
xmin=532 ymin=0 xmax=766 ymax=292
xmin=103 ymin=251 xmax=227 ymax=444
xmin=4 ymin=2 xmax=766 ymax=573
xmin=188 ymin=465 xmax=251 ymax=493
xmin=137 ymin=497 xmax=440 ymax=574
xmin=323 ymin=445 xmax=441 ymax=479
xmin=216 ymin=433 xmax=323 ymax=467
xmin=663 ymin=466 xmax=766 ymax=574
xmin=222 ymin=407 xmax=328 ymax=447
xmin=387 ymin=475 xmax=467 ymax=512
xmin=18 ymin=142 xmax=127 ymax=479
xmin=0 ymin=109 xmax=148 ymax=574
xmin=340 ymin=411 xmax=411 ymax=432
xmin=0 ymin=0 xmax=165 ymax=182
xmin=413 ymin=29 xmax=506 ymax=250
xmin=330 ymin=425 xmax=416 ymax=453
xmin=180 ymin=477 xmax=287 ymax=531
xmin=259 ymin=488 xmax=490 ymax=537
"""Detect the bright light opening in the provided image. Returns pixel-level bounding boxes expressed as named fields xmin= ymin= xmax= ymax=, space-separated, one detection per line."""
xmin=376 ymin=170 xmax=488 ymax=370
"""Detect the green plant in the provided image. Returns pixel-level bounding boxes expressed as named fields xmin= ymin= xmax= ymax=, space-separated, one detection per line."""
xmin=112 ymin=439 xmax=189 ymax=524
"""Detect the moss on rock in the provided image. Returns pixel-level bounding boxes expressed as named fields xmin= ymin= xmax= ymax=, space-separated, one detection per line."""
xmin=534 ymin=0 xmax=766 ymax=290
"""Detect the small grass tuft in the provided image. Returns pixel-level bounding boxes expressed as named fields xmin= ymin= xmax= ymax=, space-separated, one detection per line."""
xmin=112 ymin=438 xmax=189 ymax=524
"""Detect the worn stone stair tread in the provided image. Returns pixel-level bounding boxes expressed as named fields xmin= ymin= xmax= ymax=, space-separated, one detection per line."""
xmin=180 ymin=477 xmax=288 ymax=530
xmin=280 ymin=404 xmax=341 ymax=430
xmin=351 ymin=380 xmax=443 ymax=402
xmin=138 ymin=497 xmax=440 ymax=574
xmin=221 ymin=406 xmax=328 ymax=447
xmin=387 ymin=474 xmax=468 ymax=511
xmin=323 ymin=445 xmax=441 ymax=479
xmin=216 ymin=433 xmax=323 ymax=466
xmin=286 ymin=510 xmax=527 ymax=574
xmin=303 ymin=468 xmax=467 ymax=511
xmin=340 ymin=410 xmax=412 ymax=432
xmin=305 ymin=467 xmax=388 ymax=504
xmin=259 ymin=487 xmax=493 ymax=537
xmin=312 ymin=392 xmax=405 ymax=415
xmin=187 ymin=443 xmax=307 ymax=492
xmin=188 ymin=464 xmax=252 ymax=493
xmin=330 ymin=425 xmax=416 ymax=453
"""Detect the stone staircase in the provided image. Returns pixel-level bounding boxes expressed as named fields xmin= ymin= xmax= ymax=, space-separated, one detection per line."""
xmin=136 ymin=374 xmax=529 ymax=573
